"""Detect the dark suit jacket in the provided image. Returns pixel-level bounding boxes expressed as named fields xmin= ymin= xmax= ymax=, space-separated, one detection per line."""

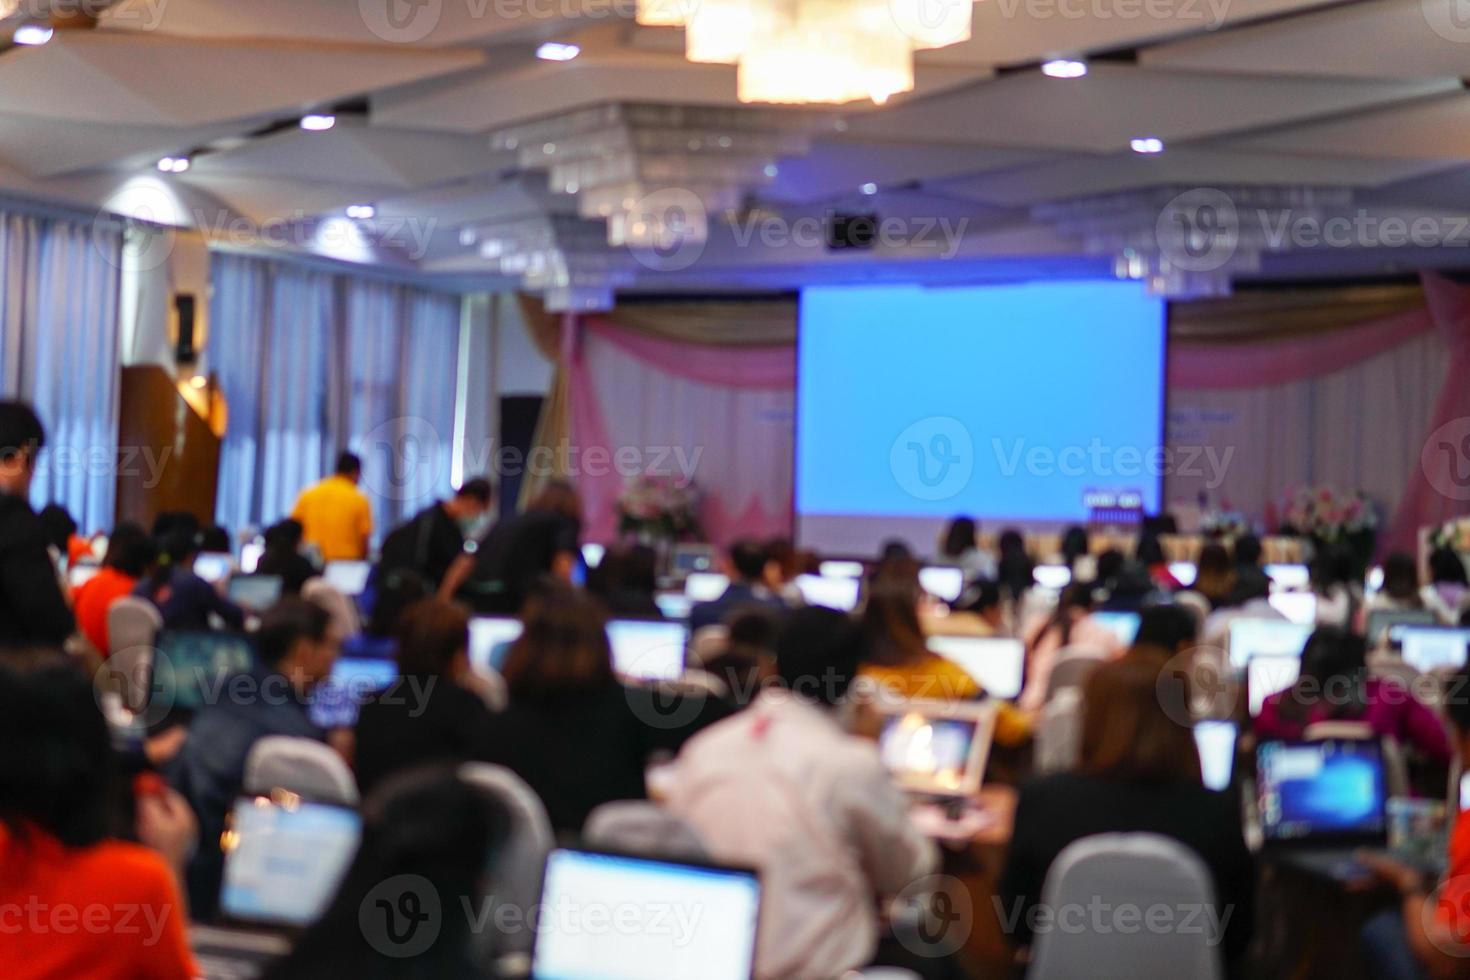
xmin=0 ymin=493 xmax=74 ymax=647
xmin=688 ymin=582 xmax=786 ymax=633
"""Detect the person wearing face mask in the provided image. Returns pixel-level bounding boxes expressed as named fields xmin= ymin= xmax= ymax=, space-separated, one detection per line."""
xmin=377 ymin=477 xmax=494 ymax=591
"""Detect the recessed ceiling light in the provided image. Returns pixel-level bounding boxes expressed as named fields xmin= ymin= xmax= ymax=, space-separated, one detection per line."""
xmin=1129 ymin=137 xmax=1165 ymax=154
xmin=860 ymin=182 xmax=878 ymax=195
xmin=156 ymin=156 xmax=191 ymax=173
xmin=13 ymin=25 xmax=53 ymax=46
xmin=1041 ymin=59 xmax=1087 ymax=79
xmin=300 ymin=114 xmax=336 ymax=132
xmin=536 ymin=42 xmax=580 ymax=62
xmin=346 ymin=204 xmax=376 ymax=220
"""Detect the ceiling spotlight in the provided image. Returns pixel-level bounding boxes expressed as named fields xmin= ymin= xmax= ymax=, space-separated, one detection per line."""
xmin=13 ymin=25 xmax=53 ymax=46
xmin=536 ymin=42 xmax=580 ymax=62
xmin=346 ymin=204 xmax=376 ymax=220
xmin=156 ymin=156 xmax=191 ymax=173
xmin=1041 ymin=59 xmax=1087 ymax=79
xmin=1129 ymin=137 xmax=1165 ymax=155
xmin=300 ymin=114 xmax=336 ymax=132
xmin=860 ymin=182 xmax=878 ymax=195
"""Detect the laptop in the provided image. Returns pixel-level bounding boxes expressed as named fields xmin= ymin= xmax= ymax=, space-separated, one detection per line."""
xmin=927 ymin=636 xmax=1025 ymax=700
xmin=876 ymin=699 xmax=998 ymax=799
xmin=671 ymin=543 xmax=717 ymax=576
xmin=468 ymin=616 xmax=523 ymax=676
xmin=228 ymin=574 xmax=284 ymax=613
xmin=309 ymin=657 xmax=397 ymax=729
xmin=1247 ymin=655 xmax=1301 ymax=717
xmin=1092 ymin=611 xmax=1141 ymax=647
xmin=818 ymin=559 xmax=864 ymax=579
xmin=1194 ymin=720 xmax=1238 ymax=792
xmin=531 ymin=847 xmax=762 ymax=980
xmin=793 ymin=574 xmax=860 ymax=612
xmin=194 ymin=553 xmax=236 ymax=585
xmin=654 ymin=593 xmax=694 ymax=621
xmin=150 ymin=631 xmax=256 ymax=715
xmin=1264 ymin=563 xmax=1311 ymax=591
xmin=1398 ymin=626 xmax=1470 ymax=673
xmin=582 ymin=543 xmax=606 ymax=570
xmin=67 ymin=563 xmax=101 ymax=589
xmin=607 ymin=619 xmax=688 ymax=682
xmin=1227 ymin=618 xmax=1313 ymax=671
xmin=1255 ymin=738 xmax=1388 ymax=880
xmin=1267 ymin=591 xmax=1317 ymax=626
xmin=684 ymin=571 xmax=730 ymax=602
xmin=1169 ymin=561 xmax=1198 ymax=587
xmin=919 ymin=566 xmax=965 ymax=603
xmin=322 ymin=560 xmax=372 ymax=597
xmin=194 ymin=795 xmax=364 ymax=978
xmin=1366 ymin=609 xmax=1440 ymax=647
xmin=1033 ymin=565 xmax=1072 ymax=590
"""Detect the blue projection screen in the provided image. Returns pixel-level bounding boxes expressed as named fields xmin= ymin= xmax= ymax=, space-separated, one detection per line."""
xmin=796 ymin=282 xmax=1166 ymax=556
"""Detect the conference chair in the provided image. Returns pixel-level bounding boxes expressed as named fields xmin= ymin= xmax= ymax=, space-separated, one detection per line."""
xmin=106 ymin=597 xmax=164 ymax=711
xmin=1036 ymin=687 xmax=1084 ymax=774
xmin=243 ymin=736 xmax=359 ymax=807
xmin=1027 ymin=833 xmax=1224 ymax=980
xmin=1045 ymin=646 xmax=1107 ymax=702
xmin=459 ymin=762 xmax=554 ymax=964
xmin=584 ymin=800 xmax=709 ymax=861
xmin=687 ymin=625 xmax=730 ymax=667
xmin=301 ymin=577 xmax=361 ymax=638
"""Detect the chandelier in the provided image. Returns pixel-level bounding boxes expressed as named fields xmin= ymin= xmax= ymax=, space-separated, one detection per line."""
xmin=636 ymin=0 xmax=975 ymax=105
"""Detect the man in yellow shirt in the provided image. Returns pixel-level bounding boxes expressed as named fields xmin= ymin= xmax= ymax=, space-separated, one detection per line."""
xmin=290 ymin=453 xmax=373 ymax=562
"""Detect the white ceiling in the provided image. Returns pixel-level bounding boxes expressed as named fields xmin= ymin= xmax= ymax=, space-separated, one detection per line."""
xmin=0 ymin=0 xmax=1467 ymax=295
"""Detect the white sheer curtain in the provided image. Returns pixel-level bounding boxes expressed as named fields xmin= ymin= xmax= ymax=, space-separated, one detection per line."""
xmin=212 ymin=252 xmax=462 ymax=538
xmin=0 ymin=210 xmax=123 ymax=531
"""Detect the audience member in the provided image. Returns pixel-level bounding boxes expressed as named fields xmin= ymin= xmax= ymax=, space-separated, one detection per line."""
xmin=996 ymin=528 xmax=1034 ymax=599
xmin=762 ymin=536 xmax=805 ymax=604
xmin=1019 ymin=582 xmax=1123 ymax=714
xmin=689 ymin=538 xmax=786 ymax=632
xmin=198 ymin=525 xmax=232 ymax=556
xmin=347 ymin=567 xmax=429 ymax=660
xmin=263 ymin=766 xmax=508 ymax=980
xmin=354 ymin=599 xmax=495 ymax=797
xmin=1000 ymin=656 xmax=1254 ymax=972
xmin=135 ymin=528 xmax=246 ymax=632
xmin=1137 ymin=532 xmax=1182 ymax=590
xmin=74 ymin=521 xmax=155 ymax=654
xmin=1255 ymin=627 xmax=1450 ymax=762
xmin=666 ymin=606 xmax=939 ymax=979
xmin=698 ymin=607 xmax=780 ymax=706
xmin=38 ymin=503 xmax=84 ymax=567
xmin=1131 ymin=603 xmax=1200 ymax=660
xmin=1227 ymin=533 xmax=1272 ymax=606
xmin=589 ymin=543 xmax=664 ymax=619
xmin=448 ymin=479 xmax=582 ymax=614
xmin=933 ymin=578 xmax=1006 ymax=637
xmin=291 ymin=452 xmax=373 ymax=562
xmin=378 ymin=477 xmax=494 ymax=591
xmin=1059 ymin=525 xmax=1090 ymax=570
xmin=938 ymin=515 xmax=996 ymax=580
xmin=170 ymin=598 xmax=341 ymax=919
xmin=0 ymin=660 xmax=197 ymax=979
xmin=480 ymin=588 xmax=726 ymax=832
xmin=1311 ymin=545 xmax=1361 ymax=628
xmin=1427 ymin=547 xmax=1469 ymax=623
xmin=255 ymin=519 xmax=318 ymax=595
xmin=0 ymin=402 xmax=74 ymax=647
xmin=1193 ymin=543 xmax=1237 ymax=610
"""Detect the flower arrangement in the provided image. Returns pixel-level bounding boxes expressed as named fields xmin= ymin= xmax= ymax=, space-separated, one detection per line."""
xmin=1279 ymin=486 xmax=1379 ymax=543
xmin=1428 ymin=517 xmax=1470 ymax=553
xmin=616 ymin=474 xmax=704 ymax=543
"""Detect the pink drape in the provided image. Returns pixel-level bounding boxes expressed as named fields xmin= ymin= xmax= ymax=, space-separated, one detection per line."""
xmin=568 ymin=317 xmax=795 ymax=545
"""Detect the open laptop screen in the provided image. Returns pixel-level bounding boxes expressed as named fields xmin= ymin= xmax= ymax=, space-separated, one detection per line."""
xmin=683 ymin=572 xmax=729 ymax=602
xmin=793 ymin=574 xmax=860 ymax=612
xmin=1366 ymin=609 xmax=1440 ymax=647
xmin=220 ymin=798 xmax=362 ymax=927
xmin=1228 ymin=618 xmax=1313 ymax=670
xmin=606 ymin=619 xmax=687 ymax=681
xmin=193 ymin=553 xmax=235 ymax=585
xmin=309 ymin=657 xmax=397 ymax=729
xmin=1032 ymin=565 xmax=1071 ymax=590
xmin=323 ymin=560 xmax=372 ymax=597
xmin=1267 ymin=592 xmax=1317 ymax=626
xmin=533 ymin=848 xmax=761 ymax=980
xmin=151 ymin=631 xmax=256 ymax=712
xmin=927 ymin=636 xmax=1024 ymax=700
xmin=876 ymin=701 xmax=996 ymax=798
xmin=1091 ymin=611 xmax=1141 ymax=647
xmin=468 ymin=617 xmax=523 ymax=676
xmin=227 ymin=574 xmax=284 ymax=613
xmin=1256 ymin=739 xmax=1387 ymax=843
xmin=1264 ymin=564 xmax=1310 ymax=591
xmin=1399 ymin=627 xmax=1470 ymax=674
xmin=1194 ymin=720 xmax=1237 ymax=792
xmin=1247 ymin=655 xmax=1301 ymax=717
xmin=1169 ymin=562 xmax=1197 ymax=587
xmin=919 ymin=566 xmax=964 ymax=603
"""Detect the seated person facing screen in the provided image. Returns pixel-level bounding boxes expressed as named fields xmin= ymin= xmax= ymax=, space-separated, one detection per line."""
xmin=0 ymin=660 xmax=197 ymax=979
xmin=480 ymin=586 xmax=728 ymax=832
xmin=1254 ymin=627 xmax=1450 ymax=763
xmin=1365 ymin=552 xmax=1447 ymax=625
xmin=73 ymin=521 xmax=154 ymax=654
xmin=999 ymin=656 xmax=1255 ymax=973
xmin=135 ymin=528 xmax=246 ymax=633
xmin=688 ymin=538 xmax=787 ymax=632
xmin=169 ymin=598 xmax=341 ymax=920
xmin=666 ymin=606 xmax=939 ymax=980
xmin=1018 ymin=582 xmax=1124 ymax=714
xmin=254 ymin=519 xmax=318 ymax=596
xmin=354 ymin=598 xmax=496 ymax=798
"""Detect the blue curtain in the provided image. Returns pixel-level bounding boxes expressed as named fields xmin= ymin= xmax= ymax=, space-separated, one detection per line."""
xmin=0 ymin=211 xmax=122 ymax=532
xmin=212 ymin=252 xmax=461 ymax=540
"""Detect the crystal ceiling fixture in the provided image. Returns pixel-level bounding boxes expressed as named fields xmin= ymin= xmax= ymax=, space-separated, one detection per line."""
xmin=471 ymin=212 xmax=635 ymax=312
xmin=489 ymin=104 xmax=826 ymax=249
xmin=636 ymin=0 xmax=977 ymax=104
xmin=1033 ymin=185 xmax=1353 ymax=298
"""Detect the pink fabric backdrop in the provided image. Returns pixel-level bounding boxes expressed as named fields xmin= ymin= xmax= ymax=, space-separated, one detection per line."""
xmin=568 ymin=317 xmax=795 ymax=545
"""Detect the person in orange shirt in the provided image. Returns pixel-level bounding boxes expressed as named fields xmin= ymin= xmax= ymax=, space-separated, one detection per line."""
xmin=1358 ymin=663 xmax=1470 ymax=979
xmin=73 ymin=522 xmax=155 ymax=656
xmin=0 ymin=659 xmax=197 ymax=979
xmin=290 ymin=452 xmax=373 ymax=563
